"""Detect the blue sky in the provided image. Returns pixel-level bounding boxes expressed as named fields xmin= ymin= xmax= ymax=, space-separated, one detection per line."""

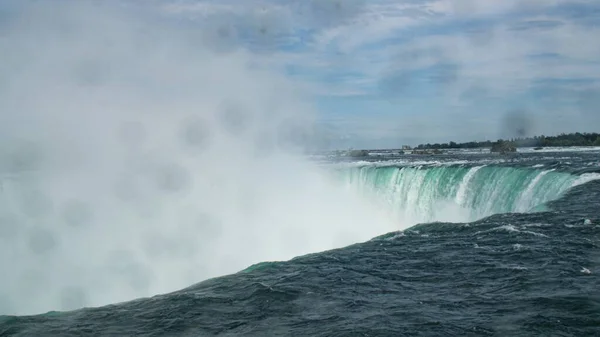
xmin=4 ymin=0 xmax=600 ymax=149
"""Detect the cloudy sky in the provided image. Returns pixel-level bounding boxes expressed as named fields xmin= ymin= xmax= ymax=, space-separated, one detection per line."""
xmin=4 ymin=0 xmax=600 ymax=149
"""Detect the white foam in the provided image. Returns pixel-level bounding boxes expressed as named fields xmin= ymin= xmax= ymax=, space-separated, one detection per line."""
xmin=455 ymin=166 xmax=485 ymax=206
xmin=573 ymin=172 xmax=600 ymax=185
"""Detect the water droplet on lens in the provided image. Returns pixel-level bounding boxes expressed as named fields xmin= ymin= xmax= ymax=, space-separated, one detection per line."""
xmin=28 ymin=229 xmax=58 ymax=255
xmin=179 ymin=116 xmax=211 ymax=151
xmin=219 ymin=102 xmax=249 ymax=135
xmin=155 ymin=163 xmax=192 ymax=194
xmin=8 ymin=141 xmax=44 ymax=172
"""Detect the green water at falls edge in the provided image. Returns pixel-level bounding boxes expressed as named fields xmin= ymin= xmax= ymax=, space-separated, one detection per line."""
xmin=337 ymin=165 xmax=588 ymax=224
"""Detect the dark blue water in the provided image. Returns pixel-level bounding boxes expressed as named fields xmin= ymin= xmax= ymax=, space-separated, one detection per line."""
xmin=1 ymin=149 xmax=599 ymax=336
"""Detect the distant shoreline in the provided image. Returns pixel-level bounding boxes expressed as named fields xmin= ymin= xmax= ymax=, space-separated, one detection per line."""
xmin=413 ymin=132 xmax=600 ymax=150
xmin=322 ymin=132 xmax=600 ymax=157
xmin=353 ymin=144 xmax=600 ymax=153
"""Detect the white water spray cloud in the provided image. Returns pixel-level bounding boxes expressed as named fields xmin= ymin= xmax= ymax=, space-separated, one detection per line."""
xmin=0 ymin=1 xmax=398 ymax=315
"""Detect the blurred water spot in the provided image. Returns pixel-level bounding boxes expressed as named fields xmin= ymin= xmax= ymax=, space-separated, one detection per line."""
xmin=28 ymin=228 xmax=58 ymax=254
xmin=178 ymin=116 xmax=211 ymax=151
xmin=117 ymin=121 xmax=146 ymax=148
xmin=216 ymin=24 xmax=234 ymax=41
xmin=243 ymin=9 xmax=290 ymax=53
xmin=378 ymin=72 xmax=412 ymax=101
xmin=154 ymin=163 xmax=192 ymax=194
xmin=218 ymin=102 xmax=249 ymax=135
xmin=250 ymin=22 xmax=274 ymax=50
xmin=59 ymin=286 xmax=88 ymax=311
xmin=61 ymin=200 xmax=93 ymax=227
xmin=202 ymin=18 xmax=239 ymax=53
xmin=7 ymin=141 xmax=44 ymax=172
xmin=305 ymin=0 xmax=365 ymax=27
xmin=501 ymin=110 xmax=536 ymax=138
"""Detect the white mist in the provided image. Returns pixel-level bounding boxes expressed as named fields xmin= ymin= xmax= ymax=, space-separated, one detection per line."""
xmin=0 ymin=2 xmax=398 ymax=315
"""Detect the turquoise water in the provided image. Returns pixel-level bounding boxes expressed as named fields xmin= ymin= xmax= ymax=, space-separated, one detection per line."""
xmin=336 ymin=165 xmax=593 ymax=223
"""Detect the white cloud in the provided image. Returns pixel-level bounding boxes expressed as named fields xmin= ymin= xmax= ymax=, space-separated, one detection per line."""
xmin=304 ymin=2 xmax=600 ymax=102
xmin=311 ymin=4 xmax=421 ymax=53
xmin=425 ymin=0 xmax=595 ymax=17
xmin=106 ymin=0 xmax=600 ymax=142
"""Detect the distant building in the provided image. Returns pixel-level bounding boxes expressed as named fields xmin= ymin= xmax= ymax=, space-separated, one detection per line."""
xmin=401 ymin=145 xmax=412 ymax=150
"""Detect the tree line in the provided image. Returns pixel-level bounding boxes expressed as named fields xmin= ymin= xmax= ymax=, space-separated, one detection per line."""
xmin=415 ymin=132 xmax=600 ymax=149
